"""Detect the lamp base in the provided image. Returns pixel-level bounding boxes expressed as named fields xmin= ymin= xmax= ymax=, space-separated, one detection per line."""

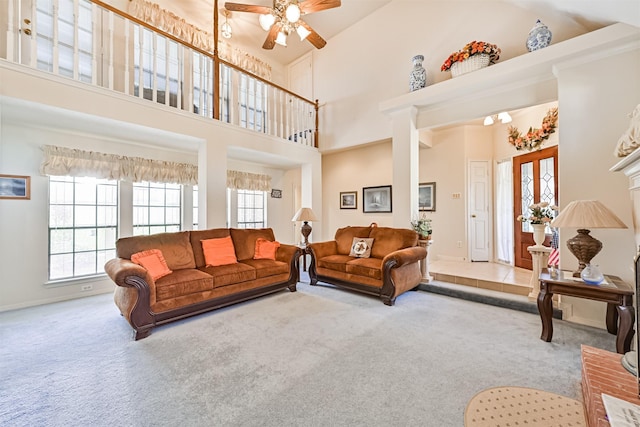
xmin=566 ymin=229 xmax=602 ymax=277
xmin=300 ymin=221 xmax=312 ymax=246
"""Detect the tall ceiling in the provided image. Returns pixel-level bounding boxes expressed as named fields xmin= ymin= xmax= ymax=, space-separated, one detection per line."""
xmin=152 ymin=0 xmax=640 ymax=66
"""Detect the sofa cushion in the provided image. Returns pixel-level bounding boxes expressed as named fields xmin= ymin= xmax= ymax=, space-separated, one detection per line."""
xmin=131 ymin=249 xmax=173 ymax=281
xmin=348 ymin=237 xmax=374 ymax=258
xmin=202 ymin=236 xmax=238 ymax=267
xmin=346 ymin=258 xmax=383 ymax=280
xmin=254 ymin=238 xmax=280 ymax=260
xmin=240 ymin=259 xmax=289 ymax=278
xmin=116 ymin=231 xmax=196 ymax=270
xmin=155 ymin=269 xmax=214 ymax=301
xmin=369 ymin=227 xmax=418 ymax=259
xmin=230 ymin=228 xmax=276 ymax=261
xmin=334 ymin=226 xmax=373 ymax=255
xmin=317 ymin=254 xmax=354 ymax=273
xmin=190 ymin=229 xmax=230 ymax=268
xmin=198 ymin=262 xmax=256 ymax=288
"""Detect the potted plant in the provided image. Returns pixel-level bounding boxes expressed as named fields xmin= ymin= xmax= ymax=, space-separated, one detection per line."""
xmin=410 ymin=214 xmax=432 ymax=240
xmin=516 ymin=202 xmax=557 ymax=246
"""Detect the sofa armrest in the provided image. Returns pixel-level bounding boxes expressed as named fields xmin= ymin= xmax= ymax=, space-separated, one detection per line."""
xmin=307 ymin=240 xmax=338 ymax=260
xmin=105 ymin=258 xmax=153 ymax=288
xmin=381 ymin=246 xmax=427 ymax=269
xmin=275 ymin=243 xmax=299 ymax=264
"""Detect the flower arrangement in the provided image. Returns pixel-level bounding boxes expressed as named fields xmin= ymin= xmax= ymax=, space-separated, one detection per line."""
xmin=440 ymin=41 xmax=501 ymax=72
xmin=508 ymin=108 xmax=558 ymax=151
xmin=410 ymin=214 xmax=432 ymax=239
xmin=516 ymin=202 xmax=557 ymax=225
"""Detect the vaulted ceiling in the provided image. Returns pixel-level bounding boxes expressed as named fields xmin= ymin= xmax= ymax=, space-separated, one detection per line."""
xmin=149 ymin=0 xmax=640 ymax=66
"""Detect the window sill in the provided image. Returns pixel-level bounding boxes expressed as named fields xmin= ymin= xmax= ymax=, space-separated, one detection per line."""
xmin=44 ymin=274 xmax=109 ymax=288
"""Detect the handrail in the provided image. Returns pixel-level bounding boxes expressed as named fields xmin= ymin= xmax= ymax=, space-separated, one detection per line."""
xmin=91 ymin=0 xmax=318 ymax=106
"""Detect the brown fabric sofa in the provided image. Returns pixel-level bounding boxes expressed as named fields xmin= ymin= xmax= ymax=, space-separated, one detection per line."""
xmin=307 ymin=226 xmax=427 ymax=305
xmin=104 ymin=228 xmax=299 ymax=340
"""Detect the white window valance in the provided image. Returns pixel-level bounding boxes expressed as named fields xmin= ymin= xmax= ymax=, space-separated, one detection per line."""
xmin=227 ymin=170 xmax=271 ymax=192
xmin=128 ymin=0 xmax=272 ymax=80
xmin=40 ymin=145 xmax=198 ymax=185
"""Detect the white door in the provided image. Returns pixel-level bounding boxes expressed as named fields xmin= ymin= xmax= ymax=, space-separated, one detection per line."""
xmin=469 ymin=160 xmax=491 ymax=261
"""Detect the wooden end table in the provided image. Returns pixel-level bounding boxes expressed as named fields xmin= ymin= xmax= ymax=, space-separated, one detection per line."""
xmin=537 ymin=269 xmax=634 ymax=354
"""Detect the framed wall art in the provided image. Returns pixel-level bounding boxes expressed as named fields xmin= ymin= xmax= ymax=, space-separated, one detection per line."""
xmin=340 ymin=191 xmax=357 ymax=209
xmin=0 ymin=174 xmax=31 ymax=200
xmin=363 ymin=185 xmax=392 ymax=213
xmin=419 ymin=182 xmax=436 ymax=211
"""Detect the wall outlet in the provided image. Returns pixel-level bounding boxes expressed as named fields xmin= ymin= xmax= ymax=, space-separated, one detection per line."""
xmin=456 ymin=241 xmax=462 ymax=248
xmin=452 ymin=193 xmax=461 ymax=199
xmin=81 ymin=284 xmax=93 ymax=291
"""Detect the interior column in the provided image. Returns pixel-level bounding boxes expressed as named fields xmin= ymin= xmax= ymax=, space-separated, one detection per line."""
xmin=390 ymin=106 xmax=420 ymax=228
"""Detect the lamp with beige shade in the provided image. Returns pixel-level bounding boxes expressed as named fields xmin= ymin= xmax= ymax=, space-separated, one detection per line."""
xmin=291 ymin=207 xmax=318 ymax=245
xmin=550 ymin=200 xmax=628 ymax=277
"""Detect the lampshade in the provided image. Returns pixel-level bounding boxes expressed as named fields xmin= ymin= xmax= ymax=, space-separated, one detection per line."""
xmin=498 ymin=112 xmax=512 ymax=124
xmin=483 ymin=116 xmax=494 ymax=126
xmin=292 ymin=207 xmax=318 ymax=222
xmin=259 ymin=13 xmax=275 ymax=31
xmin=285 ymin=3 xmax=301 ymax=23
xmin=296 ymin=25 xmax=311 ymax=41
xmin=275 ymin=31 xmax=288 ymax=46
xmin=551 ymin=200 xmax=627 ymax=229
xmin=551 ymin=200 xmax=627 ymax=277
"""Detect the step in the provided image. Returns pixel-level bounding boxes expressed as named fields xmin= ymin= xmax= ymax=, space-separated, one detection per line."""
xmin=418 ymin=280 xmax=562 ymax=319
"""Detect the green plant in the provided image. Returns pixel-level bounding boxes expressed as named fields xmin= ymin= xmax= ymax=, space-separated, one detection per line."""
xmin=410 ymin=214 xmax=432 ymax=238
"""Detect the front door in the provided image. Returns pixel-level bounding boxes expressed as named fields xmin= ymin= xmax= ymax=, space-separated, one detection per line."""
xmin=513 ymin=146 xmax=558 ymax=269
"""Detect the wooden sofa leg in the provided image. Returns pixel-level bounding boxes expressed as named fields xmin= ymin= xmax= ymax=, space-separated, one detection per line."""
xmin=288 ymin=283 xmax=297 ymax=292
xmin=133 ymin=328 xmax=152 ymax=340
xmin=382 ymin=297 xmax=396 ymax=306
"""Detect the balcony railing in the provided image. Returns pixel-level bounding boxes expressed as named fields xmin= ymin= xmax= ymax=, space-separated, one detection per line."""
xmin=0 ymin=0 xmax=318 ymax=148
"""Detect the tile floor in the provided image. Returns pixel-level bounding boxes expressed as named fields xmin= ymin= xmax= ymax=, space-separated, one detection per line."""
xmin=429 ymin=259 xmax=533 ymax=297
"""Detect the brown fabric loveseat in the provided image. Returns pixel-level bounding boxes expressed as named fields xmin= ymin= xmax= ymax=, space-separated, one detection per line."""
xmin=104 ymin=228 xmax=299 ymax=340
xmin=307 ymin=226 xmax=427 ymax=306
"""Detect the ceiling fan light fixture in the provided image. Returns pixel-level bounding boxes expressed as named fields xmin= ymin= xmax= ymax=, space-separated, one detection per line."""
xmin=285 ymin=3 xmax=301 ymax=23
xmin=275 ymin=31 xmax=288 ymax=46
xmin=259 ymin=13 xmax=275 ymax=31
xmin=221 ymin=21 xmax=232 ymax=39
xmin=296 ymin=25 xmax=311 ymax=41
xmin=498 ymin=111 xmax=512 ymax=124
xmin=483 ymin=116 xmax=494 ymax=126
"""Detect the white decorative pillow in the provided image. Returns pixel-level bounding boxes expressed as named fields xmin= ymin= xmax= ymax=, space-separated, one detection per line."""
xmin=349 ymin=238 xmax=374 ymax=258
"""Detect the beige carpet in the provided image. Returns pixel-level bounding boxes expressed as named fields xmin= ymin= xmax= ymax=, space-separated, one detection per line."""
xmin=464 ymin=386 xmax=586 ymax=427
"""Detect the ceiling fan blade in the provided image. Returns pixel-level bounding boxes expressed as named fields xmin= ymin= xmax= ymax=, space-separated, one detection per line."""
xmin=262 ymin=23 xmax=281 ymax=50
xmin=224 ymin=2 xmax=272 ymax=14
xmin=299 ymin=21 xmax=327 ymax=49
xmin=299 ymin=0 xmax=341 ymax=14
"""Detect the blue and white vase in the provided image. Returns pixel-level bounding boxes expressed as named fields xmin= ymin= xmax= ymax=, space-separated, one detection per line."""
xmin=526 ymin=19 xmax=552 ymax=52
xmin=409 ymin=55 xmax=427 ymax=92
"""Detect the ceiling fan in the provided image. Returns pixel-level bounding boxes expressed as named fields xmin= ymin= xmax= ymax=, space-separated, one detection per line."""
xmin=224 ymin=0 xmax=341 ymax=50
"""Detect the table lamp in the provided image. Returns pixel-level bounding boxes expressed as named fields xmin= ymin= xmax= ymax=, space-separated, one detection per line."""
xmin=292 ymin=207 xmax=318 ymax=245
xmin=550 ymin=200 xmax=627 ymax=277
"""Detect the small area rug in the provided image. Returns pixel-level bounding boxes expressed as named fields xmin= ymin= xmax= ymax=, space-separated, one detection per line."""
xmin=464 ymin=386 xmax=585 ymax=427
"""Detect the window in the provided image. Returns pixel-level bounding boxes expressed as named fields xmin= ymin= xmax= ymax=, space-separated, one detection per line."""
xmin=48 ymin=176 xmax=117 ymax=280
xmin=193 ymin=186 xmax=198 ymax=230
xmin=236 ymin=189 xmax=266 ymax=229
xmin=239 ymin=74 xmax=268 ymax=132
xmin=133 ymin=181 xmax=181 ymax=235
xmin=36 ymin=0 xmax=93 ymax=82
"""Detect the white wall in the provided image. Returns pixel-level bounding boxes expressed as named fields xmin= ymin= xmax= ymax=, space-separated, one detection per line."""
xmin=312 ymin=1 xmax=588 ymax=153
xmin=0 ymin=63 xmax=320 ymax=311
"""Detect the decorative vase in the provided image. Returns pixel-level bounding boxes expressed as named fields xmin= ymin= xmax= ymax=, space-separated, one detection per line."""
xmin=409 ymin=55 xmax=427 ymax=92
xmin=581 ymin=264 xmax=604 ymax=285
xmin=450 ymin=53 xmax=490 ymax=78
xmin=532 ymin=223 xmax=547 ymax=247
xmin=526 ymin=19 xmax=552 ymax=52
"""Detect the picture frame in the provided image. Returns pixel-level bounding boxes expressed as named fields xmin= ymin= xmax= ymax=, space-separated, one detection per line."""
xmin=340 ymin=191 xmax=357 ymax=209
xmin=0 ymin=174 xmax=31 ymax=200
xmin=419 ymin=182 xmax=436 ymax=212
xmin=363 ymin=185 xmax=392 ymax=213
xmin=270 ymin=189 xmax=282 ymax=198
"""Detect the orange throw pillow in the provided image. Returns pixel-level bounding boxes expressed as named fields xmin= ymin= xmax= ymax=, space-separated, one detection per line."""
xmin=254 ymin=238 xmax=280 ymax=260
xmin=202 ymin=236 xmax=238 ymax=267
xmin=131 ymin=249 xmax=173 ymax=281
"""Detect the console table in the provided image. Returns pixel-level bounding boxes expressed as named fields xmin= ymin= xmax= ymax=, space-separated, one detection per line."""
xmin=538 ymin=270 xmax=634 ymax=354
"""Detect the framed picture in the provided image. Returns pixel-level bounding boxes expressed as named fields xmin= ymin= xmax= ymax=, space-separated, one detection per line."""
xmin=363 ymin=185 xmax=392 ymax=213
xmin=340 ymin=191 xmax=357 ymax=209
xmin=270 ymin=189 xmax=282 ymax=198
xmin=0 ymin=174 xmax=30 ymax=200
xmin=419 ymin=182 xmax=436 ymax=211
